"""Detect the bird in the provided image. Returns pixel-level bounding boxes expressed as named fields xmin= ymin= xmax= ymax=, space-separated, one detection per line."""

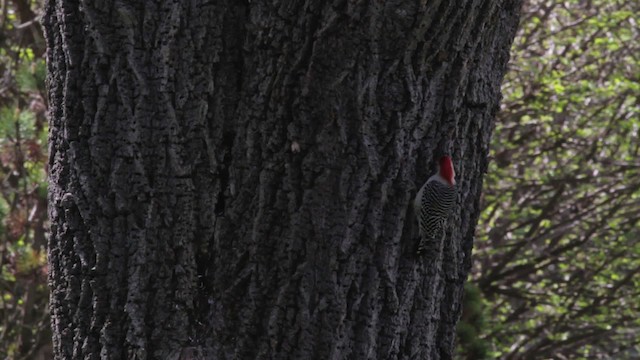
xmin=414 ymin=155 xmax=457 ymax=255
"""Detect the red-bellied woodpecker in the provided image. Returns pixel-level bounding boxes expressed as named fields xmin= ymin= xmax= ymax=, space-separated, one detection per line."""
xmin=414 ymin=155 xmax=456 ymax=254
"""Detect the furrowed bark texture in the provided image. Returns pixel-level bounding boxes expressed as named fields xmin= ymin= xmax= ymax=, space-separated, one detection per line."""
xmin=45 ymin=1 xmax=521 ymax=359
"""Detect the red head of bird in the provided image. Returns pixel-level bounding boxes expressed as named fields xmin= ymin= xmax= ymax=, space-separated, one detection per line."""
xmin=438 ymin=156 xmax=456 ymax=186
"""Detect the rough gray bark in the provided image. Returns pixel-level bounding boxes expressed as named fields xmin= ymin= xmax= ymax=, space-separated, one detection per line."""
xmin=45 ymin=1 xmax=521 ymax=359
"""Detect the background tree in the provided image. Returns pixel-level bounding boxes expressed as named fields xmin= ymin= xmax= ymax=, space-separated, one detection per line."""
xmin=470 ymin=0 xmax=640 ymax=358
xmin=43 ymin=1 xmax=520 ymax=359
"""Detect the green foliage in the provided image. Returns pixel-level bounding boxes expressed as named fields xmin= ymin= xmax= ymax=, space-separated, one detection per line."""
xmin=456 ymin=283 xmax=490 ymax=360
xmin=0 ymin=0 xmax=50 ymax=358
xmin=469 ymin=0 xmax=640 ymax=358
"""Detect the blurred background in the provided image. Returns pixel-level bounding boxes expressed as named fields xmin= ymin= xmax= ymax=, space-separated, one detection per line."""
xmin=0 ymin=0 xmax=637 ymax=358
xmin=0 ymin=0 xmax=49 ymax=358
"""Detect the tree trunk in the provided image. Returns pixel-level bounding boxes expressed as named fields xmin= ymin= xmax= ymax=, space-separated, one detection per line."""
xmin=44 ymin=1 xmax=521 ymax=359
